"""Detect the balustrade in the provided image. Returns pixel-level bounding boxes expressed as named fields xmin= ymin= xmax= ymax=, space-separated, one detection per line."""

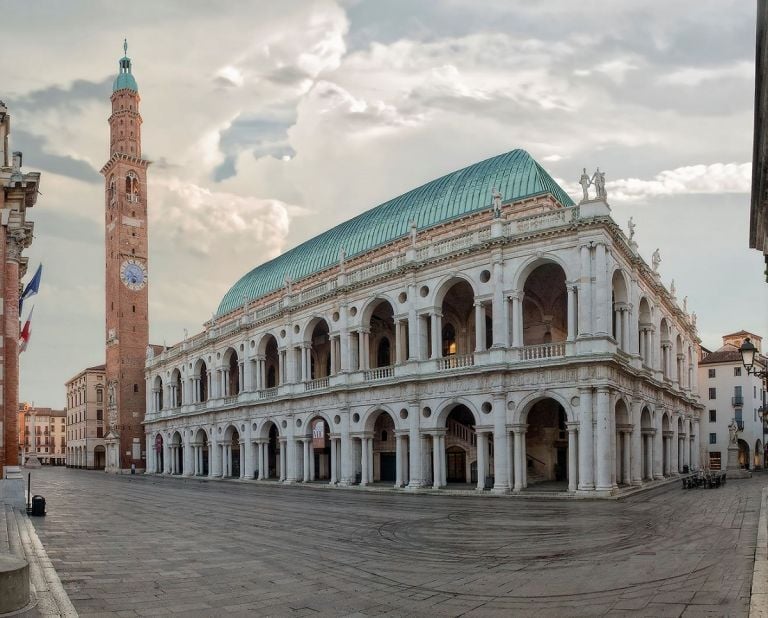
xmin=363 ymin=366 xmax=394 ymax=381
xmin=437 ymin=353 xmax=475 ymax=370
xmin=521 ymin=342 xmax=565 ymax=360
xmin=304 ymin=378 xmax=329 ymax=392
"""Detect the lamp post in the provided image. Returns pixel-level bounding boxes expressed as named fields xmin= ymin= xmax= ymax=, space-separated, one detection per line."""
xmin=740 ymin=338 xmax=768 ymax=469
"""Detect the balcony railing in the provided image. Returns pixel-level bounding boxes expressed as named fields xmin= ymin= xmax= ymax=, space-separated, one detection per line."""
xmin=257 ymin=387 xmax=278 ymax=400
xmin=305 ymin=378 xmax=329 ymax=392
xmin=732 ymin=396 xmax=744 ymax=407
xmin=364 ymin=366 xmax=394 ymax=381
xmin=437 ymin=354 xmax=475 ymax=371
xmin=521 ymin=342 xmax=566 ymax=360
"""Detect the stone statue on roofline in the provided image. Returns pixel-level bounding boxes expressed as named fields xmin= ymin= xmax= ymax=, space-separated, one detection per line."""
xmin=409 ymin=220 xmax=417 ymax=247
xmin=691 ymin=311 xmax=697 ymax=328
xmin=491 ymin=187 xmax=503 ymax=218
xmin=670 ymin=279 xmax=676 ymax=297
xmin=651 ymin=248 xmax=661 ymax=272
xmin=579 ymin=168 xmax=591 ymax=202
xmin=591 ymin=167 xmax=606 ymax=200
xmin=628 ymin=216 xmax=636 ymax=241
xmin=683 ymin=296 xmax=688 ymax=313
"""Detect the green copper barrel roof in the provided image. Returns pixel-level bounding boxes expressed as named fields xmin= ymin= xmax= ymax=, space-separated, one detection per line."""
xmin=217 ymin=149 xmax=574 ymax=316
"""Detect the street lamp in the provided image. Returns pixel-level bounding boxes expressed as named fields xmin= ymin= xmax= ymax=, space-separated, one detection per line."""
xmin=740 ymin=338 xmax=768 ymax=468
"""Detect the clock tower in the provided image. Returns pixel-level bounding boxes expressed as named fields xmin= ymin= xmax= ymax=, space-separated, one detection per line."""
xmin=100 ymin=40 xmax=150 ymax=472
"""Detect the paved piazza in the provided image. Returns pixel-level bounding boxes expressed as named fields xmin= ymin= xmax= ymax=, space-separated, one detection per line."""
xmin=28 ymin=467 xmax=764 ymax=616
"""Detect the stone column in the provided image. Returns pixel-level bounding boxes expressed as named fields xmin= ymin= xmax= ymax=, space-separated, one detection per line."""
xmin=476 ymin=431 xmax=487 ymax=490
xmin=394 ymin=320 xmax=403 ymax=364
xmin=474 ymin=301 xmax=486 ymax=352
xmin=630 ymin=400 xmax=643 ymax=485
xmin=622 ymin=431 xmax=631 ymax=485
xmin=285 ymin=431 xmax=297 ymax=483
xmin=367 ymin=438 xmax=374 ymax=484
xmin=513 ymin=426 xmax=524 ymax=492
xmin=360 ymin=438 xmax=369 ymax=486
xmin=163 ymin=439 xmax=171 ymax=474
xmin=510 ymin=293 xmax=522 ymax=347
xmin=279 ymin=439 xmax=287 ymax=481
xmin=491 ymin=260 xmax=508 ymax=348
xmin=395 ymin=434 xmax=404 ymax=488
xmin=614 ymin=308 xmax=622 ymax=348
xmin=408 ymin=283 xmax=419 ymax=360
xmin=567 ymin=424 xmax=578 ymax=491
xmin=243 ymin=437 xmax=254 ymax=479
xmin=256 ymin=442 xmax=264 ymax=479
xmin=3 ymin=234 xmax=21 ymax=466
xmin=183 ymin=434 xmax=194 ymax=476
xmin=692 ymin=420 xmax=700 ymax=471
xmin=330 ymin=437 xmax=337 ymax=484
xmin=363 ymin=331 xmax=371 ymax=372
xmin=407 ymin=401 xmax=424 ymax=488
xmin=578 ymin=244 xmax=592 ymax=336
xmin=578 ymin=388 xmax=595 ymax=490
xmin=492 ymin=393 xmax=509 ymax=493
xmin=653 ymin=421 xmax=664 ymax=479
xmin=302 ymin=439 xmax=310 ymax=482
xmin=432 ymin=434 xmax=441 ymax=489
xmin=566 ymin=282 xmax=577 ymax=342
xmin=430 ymin=313 xmax=442 ymax=359
xmin=594 ymin=243 xmax=608 ymax=335
xmin=339 ymin=414 xmax=354 ymax=486
xmin=595 ymin=387 xmax=611 ymax=491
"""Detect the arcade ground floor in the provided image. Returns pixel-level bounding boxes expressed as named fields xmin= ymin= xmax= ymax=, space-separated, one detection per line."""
xmin=30 ymin=466 xmax=763 ymax=616
xmin=146 ymin=388 xmax=702 ymax=497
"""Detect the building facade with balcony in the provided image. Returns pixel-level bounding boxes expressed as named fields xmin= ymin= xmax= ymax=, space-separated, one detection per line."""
xmin=65 ymin=364 xmax=107 ymax=469
xmin=18 ymin=404 xmax=66 ymax=465
xmin=144 ymin=150 xmax=702 ymax=496
xmin=698 ymin=331 xmax=767 ymax=470
xmin=0 ymin=102 xmax=39 ymax=470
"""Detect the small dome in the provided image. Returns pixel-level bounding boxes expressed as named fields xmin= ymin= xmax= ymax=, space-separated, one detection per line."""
xmin=113 ymin=41 xmax=138 ymax=92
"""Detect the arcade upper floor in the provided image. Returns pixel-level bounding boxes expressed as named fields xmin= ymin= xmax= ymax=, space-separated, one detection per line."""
xmin=145 ymin=194 xmax=700 ymax=421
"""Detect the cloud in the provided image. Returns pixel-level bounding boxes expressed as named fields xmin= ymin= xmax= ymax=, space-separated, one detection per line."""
xmin=606 ymin=162 xmax=751 ymax=201
xmin=10 ymin=129 xmax=101 ymax=183
xmin=659 ymin=61 xmax=754 ymax=86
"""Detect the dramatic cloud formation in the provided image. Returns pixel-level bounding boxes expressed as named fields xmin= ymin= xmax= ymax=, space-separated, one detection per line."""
xmin=2 ymin=0 xmax=765 ymax=405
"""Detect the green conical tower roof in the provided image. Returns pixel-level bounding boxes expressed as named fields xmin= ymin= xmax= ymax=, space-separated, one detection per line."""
xmin=113 ymin=39 xmax=138 ymax=93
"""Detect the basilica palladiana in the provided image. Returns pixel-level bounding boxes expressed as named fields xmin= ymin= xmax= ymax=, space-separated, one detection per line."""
xmin=143 ymin=149 xmax=702 ymax=496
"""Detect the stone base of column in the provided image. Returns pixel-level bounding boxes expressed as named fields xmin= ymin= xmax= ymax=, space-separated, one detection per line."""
xmin=242 ymin=474 xmax=254 ymax=480
xmin=491 ymin=484 xmax=510 ymax=494
xmin=404 ymin=481 xmax=426 ymax=490
xmin=578 ymin=488 xmax=613 ymax=497
xmin=653 ymin=474 xmax=664 ymax=480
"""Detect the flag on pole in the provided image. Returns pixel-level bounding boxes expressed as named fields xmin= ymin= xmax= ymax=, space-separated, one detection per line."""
xmin=19 ymin=264 xmax=42 ymax=314
xmin=19 ymin=306 xmax=34 ymax=352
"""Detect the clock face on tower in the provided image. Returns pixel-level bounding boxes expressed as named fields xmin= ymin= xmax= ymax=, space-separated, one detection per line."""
xmin=120 ymin=258 xmax=147 ymax=290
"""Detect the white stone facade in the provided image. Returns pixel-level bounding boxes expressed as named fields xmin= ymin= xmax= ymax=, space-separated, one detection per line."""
xmin=65 ymin=365 xmax=107 ymax=469
xmin=144 ymin=195 xmax=702 ymax=496
xmin=698 ymin=332 xmax=767 ymax=471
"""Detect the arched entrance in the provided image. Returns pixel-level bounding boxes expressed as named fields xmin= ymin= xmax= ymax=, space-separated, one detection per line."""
xmin=306 ymin=417 xmax=330 ymax=481
xmin=640 ymin=408 xmax=653 ymax=480
xmin=262 ymin=335 xmax=280 ymax=388
xmin=368 ymin=300 xmax=397 ymax=368
xmin=171 ymin=432 xmax=183 ymax=475
xmin=196 ymin=360 xmax=208 ymax=402
xmin=738 ymin=439 xmax=750 ymax=469
xmin=372 ymin=412 xmax=396 ymax=482
xmin=222 ymin=426 xmax=240 ymax=477
xmin=93 ymin=445 xmax=107 ymax=470
xmin=523 ymin=264 xmax=567 ymax=347
xmin=525 ymin=399 xmax=568 ymax=486
xmin=439 ymin=279 xmax=482 ymax=358
xmin=615 ymin=400 xmax=632 ymax=485
xmin=154 ymin=434 xmax=164 ymax=473
xmin=308 ymin=319 xmax=331 ymax=380
xmin=223 ymin=349 xmax=240 ymax=397
xmin=444 ymin=405 xmax=477 ymax=484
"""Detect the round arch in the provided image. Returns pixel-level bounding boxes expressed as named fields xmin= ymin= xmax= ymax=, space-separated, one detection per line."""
xmin=432 ymin=273 xmax=478 ymax=308
xmin=256 ymin=331 xmax=281 ymax=355
xmin=300 ymin=411 xmax=335 ymax=438
xmin=434 ymin=397 xmax=481 ymax=428
xmin=611 ymin=267 xmax=630 ymax=304
xmin=299 ymin=314 xmax=333 ymax=343
xmin=359 ymin=295 xmax=398 ymax=326
xmin=361 ymin=405 xmax=399 ymax=433
xmin=513 ymin=390 xmax=574 ymax=425
xmin=256 ymin=418 xmax=282 ymax=440
xmin=511 ymin=253 xmax=574 ymax=292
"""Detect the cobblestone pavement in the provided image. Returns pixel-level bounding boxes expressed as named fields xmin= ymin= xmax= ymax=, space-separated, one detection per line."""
xmin=28 ymin=468 xmax=765 ymax=617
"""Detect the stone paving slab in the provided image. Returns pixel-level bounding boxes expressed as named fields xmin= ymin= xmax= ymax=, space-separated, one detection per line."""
xmin=25 ymin=467 xmax=768 ymax=616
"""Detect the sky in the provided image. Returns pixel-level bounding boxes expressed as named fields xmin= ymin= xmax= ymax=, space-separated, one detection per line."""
xmin=2 ymin=0 xmax=767 ymax=408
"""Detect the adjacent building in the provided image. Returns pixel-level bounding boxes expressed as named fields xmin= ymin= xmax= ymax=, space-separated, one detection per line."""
xmin=699 ymin=331 xmax=767 ymax=470
xmin=65 ymin=365 xmax=107 ymax=469
xmin=18 ymin=404 xmax=66 ymax=466
xmin=0 ymin=102 xmax=39 ymax=470
xmin=144 ymin=149 xmax=703 ymax=496
xmin=751 ymin=0 xmax=768 ymax=279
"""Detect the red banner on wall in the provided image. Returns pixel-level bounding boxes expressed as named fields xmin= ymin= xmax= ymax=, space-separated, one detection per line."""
xmin=312 ymin=420 xmax=326 ymax=449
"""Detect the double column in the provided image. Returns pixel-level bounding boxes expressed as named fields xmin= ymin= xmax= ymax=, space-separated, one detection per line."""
xmin=511 ymin=424 xmax=527 ymax=492
xmin=431 ymin=431 xmax=446 ymax=489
